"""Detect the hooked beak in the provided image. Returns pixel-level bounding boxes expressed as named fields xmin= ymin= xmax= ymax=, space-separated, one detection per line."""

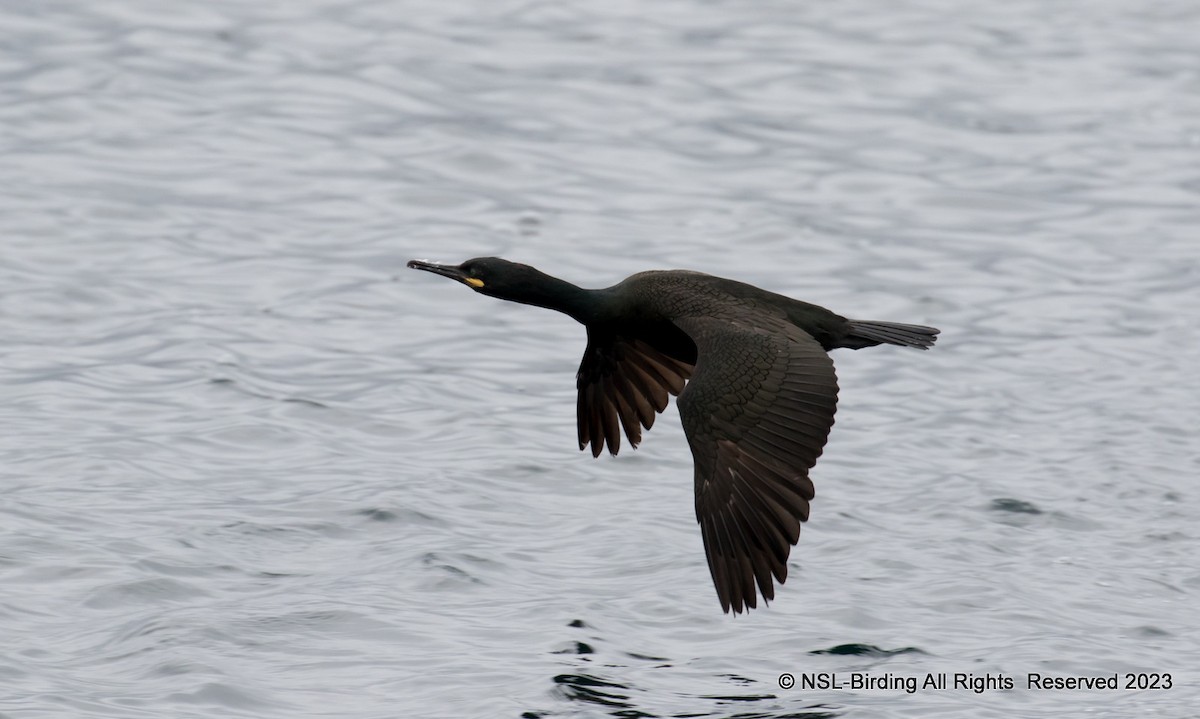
xmin=407 ymin=259 xmax=484 ymax=288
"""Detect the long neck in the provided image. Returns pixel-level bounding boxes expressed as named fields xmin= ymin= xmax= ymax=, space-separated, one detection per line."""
xmin=511 ymin=271 xmax=610 ymax=325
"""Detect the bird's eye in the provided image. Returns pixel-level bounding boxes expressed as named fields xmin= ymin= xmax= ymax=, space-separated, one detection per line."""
xmin=458 ymin=262 xmax=486 ymax=288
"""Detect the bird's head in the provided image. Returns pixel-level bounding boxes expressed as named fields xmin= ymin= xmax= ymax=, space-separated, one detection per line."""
xmin=406 ymin=257 xmax=548 ymax=303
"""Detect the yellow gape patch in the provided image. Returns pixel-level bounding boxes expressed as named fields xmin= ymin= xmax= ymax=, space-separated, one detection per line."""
xmin=464 ymin=278 xmax=485 ymax=288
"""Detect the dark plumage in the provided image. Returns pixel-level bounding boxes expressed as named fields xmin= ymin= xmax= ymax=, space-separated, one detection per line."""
xmin=408 ymin=257 xmax=939 ymax=614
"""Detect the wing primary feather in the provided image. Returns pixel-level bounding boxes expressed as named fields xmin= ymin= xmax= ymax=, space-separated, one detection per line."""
xmin=720 ymin=508 xmax=758 ymax=609
xmin=725 ymin=487 xmax=778 ymax=602
xmin=598 ymin=377 xmax=621 ymax=456
xmin=610 ymin=382 xmax=642 ymax=448
xmin=629 ymin=339 xmax=690 ymax=394
xmin=713 ymin=505 xmax=755 ymax=613
xmin=588 ymin=383 xmax=604 ymax=458
xmin=625 ymin=347 xmax=685 ymax=400
xmin=625 ymin=361 xmax=671 ymax=413
xmin=735 ymin=469 xmax=803 ymax=551
xmin=700 ymin=518 xmax=732 ymax=613
xmin=576 ymin=386 xmax=589 ymax=452
xmin=610 ymin=369 xmax=655 ymax=435
xmin=727 ymin=477 xmax=791 ymax=565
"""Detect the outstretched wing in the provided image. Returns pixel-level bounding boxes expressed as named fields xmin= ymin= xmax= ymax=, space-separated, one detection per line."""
xmin=575 ymin=331 xmax=694 ymax=457
xmin=673 ymin=316 xmax=839 ymax=614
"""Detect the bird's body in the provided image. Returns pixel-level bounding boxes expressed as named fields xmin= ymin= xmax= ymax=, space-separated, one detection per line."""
xmin=408 ymin=257 xmax=938 ymax=614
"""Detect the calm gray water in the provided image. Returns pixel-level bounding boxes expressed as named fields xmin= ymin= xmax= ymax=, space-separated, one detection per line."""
xmin=2 ymin=1 xmax=1198 ymax=717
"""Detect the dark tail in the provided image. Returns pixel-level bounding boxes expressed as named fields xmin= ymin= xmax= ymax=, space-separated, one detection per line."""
xmin=842 ymin=320 xmax=940 ymax=350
